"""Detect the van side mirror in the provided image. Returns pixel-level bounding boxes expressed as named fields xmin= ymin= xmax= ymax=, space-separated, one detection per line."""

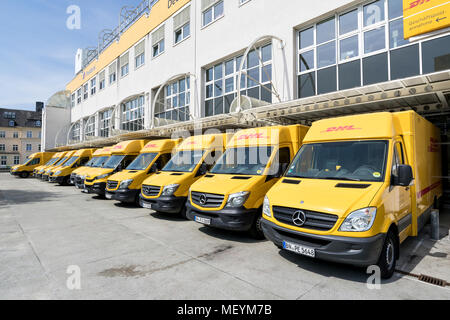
xmin=149 ymin=163 xmax=159 ymax=174
xmin=393 ymin=165 xmax=413 ymax=186
xmin=197 ymin=163 xmax=208 ymax=176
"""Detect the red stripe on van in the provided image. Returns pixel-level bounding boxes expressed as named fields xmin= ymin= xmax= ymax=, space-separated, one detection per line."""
xmin=417 ymin=181 xmax=441 ymax=198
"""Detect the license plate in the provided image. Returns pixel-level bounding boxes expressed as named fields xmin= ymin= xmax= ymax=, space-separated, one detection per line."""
xmin=283 ymin=241 xmax=315 ymax=258
xmin=105 ymin=193 xmax=113 ymax=200
xmin=141 ymin=201 xmax=152 ymax=209
xmin=195 ymin=216 xmax=211 ymax=225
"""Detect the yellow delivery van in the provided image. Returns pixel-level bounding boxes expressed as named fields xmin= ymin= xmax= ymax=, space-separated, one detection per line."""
xmin=42 ymin=151 xmax=76 ymax=181
xmin=70 ymin=147 xmax=108 ymax=186
xmin=186 ymin=125 xmax=309 ymax=238
xmin=48 ymin=149 xmax=96 ymax=185
xmin=84 ymin=140 xmax=148 ymax=196
xmin=34 ymin=152 xmax=65 ymax=179
xmin=74 ymin=147 xmax=113 ymax=189
xmin=105 ymin=139 xmax=180 ymax=204
xmin=262 ymin=111 xmax=442 ymax=278
xmin=140 ymin=133 xmax=230 ymax=218
xmin=10 ymin=152 xmax=54 ymax=178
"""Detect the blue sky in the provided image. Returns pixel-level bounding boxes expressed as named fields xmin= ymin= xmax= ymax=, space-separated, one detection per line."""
xmin=0 ymin=0 xmax=143 ymax=111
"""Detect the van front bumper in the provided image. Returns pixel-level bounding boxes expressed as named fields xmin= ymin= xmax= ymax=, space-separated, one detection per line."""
xmin=35 ymin=173 xmax=42 ymax=179
xmin=140 ymin=195 xmax=186 ymax=214
xmin=106 ymin=189 xmax=139 ymax=203
xmin=84 ymin=182 xmax=106 ymax=195
xmin=186 ymin=202 xmax=257 ymax=231
xmin=261 ymin=219 xmax=385 ymax=267
xmin=42 ymin=174 xmax=50 ymax=181
xmin=49 ymin=176 xmax=67 ymax=184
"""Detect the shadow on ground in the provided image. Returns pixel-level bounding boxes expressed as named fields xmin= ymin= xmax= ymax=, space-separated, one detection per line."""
xmin=0 ymin=189 xmax=60 ymax=206
xmin=197 ymin=226 xmax=264 ymax=244
xmin=150 ymin=211 xmax=186 ymax=222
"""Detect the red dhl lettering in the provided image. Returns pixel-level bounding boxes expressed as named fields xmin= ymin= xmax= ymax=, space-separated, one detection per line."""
xmin=429 ymin=137 xmax=440 ymax=152
xmin=145 ymin=144 xmax=158 ymax=148
xmin=321 ymin=125 xmax=362 ymax=133
xmin=114 ymin=145 xmax=123 ymax=149
xmin=236 ymin=133 xmax=269 ymax=140
xmin=404 ymin=0 xmax=430 ymax=12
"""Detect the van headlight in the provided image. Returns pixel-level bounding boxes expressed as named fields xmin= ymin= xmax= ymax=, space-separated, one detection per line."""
xmin=95 ymin=173 xmax=110 ymax=180
xmin=162 ymin=184 xmax=180 ymax=196
xmin=340 ymin=207 xmax=377 ymax=232
xmin=226 ymin=192 xmax=250 ymax=208
xmin=263 ymin=196 xmax=271 ymax=218
xmin=119 ymin=179 xmax=133 ymax=189
xmin=55 ymin=171 xmax=62 ymax=176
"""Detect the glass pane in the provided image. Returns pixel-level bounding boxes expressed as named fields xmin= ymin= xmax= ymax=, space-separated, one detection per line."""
xmin=179 ymin=78 xmax=186 ymax=92
xmin=364 ymin=27 xmax=385 ymax=53
xmin=205 ymin=100 xmax=214 ymax=116
xmin=317 ymin=18 xmax=336 ymax=44
xmin=388 ymin=0 xmax=403 ymax=19
xmin=389 ymin=19 xmax=408 ymax=48
xmin=214 ymin=1 xmax=224 ymax=19
xmin=262 ymin=64 xmax=272 ymax=83
xmin=214 ymin=97 xmax=224 ymax=115
xmin=317 ymin=41 xmax=336 ymax=68
xmin=364 ymin=0 xmax=385 ymax=27
xmin=422 ymin=35 xmax=450 ymax=73
xmin=299 ymin=27 xmax=314 ymax=49
xmin=247 ymin=87 xmax=259 ymax=99
xmin=206 ymin=84 xmax=213 ymax=98
xmin=298 ymin=72 xmax=316 ymax=98
xmin=214 ymin=80 xmax=223 ymax=97
xmin=340 ymin=36 xmax=359 ymax=61
xmin=300 ymin=50 xmax=314 ymax=72
xmin=317 ymin=66 xmax=337 ymax=94
xmin=225 ymin=60 xmax=234 ymax=75
xmin=262 ymin=44 xmax=272 ymax=62
xmin=339 ymin=10 xmax=358 ymax=35
xmin=214 ymin=64 xmax=223 ymax=80
xmin=224 ymin=94 xmax=234 ymax=114
xmin=206 ymin=68 xmax=213 ymax=82
xmin=225 ymin=77 xmax=234 ymax=93
xmin=363 ymin=52 xmax=388 ymax=85
xmin=203 ymin=8 xmax=212 ymax=26
xmin=179 ymin=92 xmax=186 ymax=107
xmin=183 ymin=23 xmax=190 ymax=37
xmin=261 ymin=85 xmax=272 ymax=103
xmin=248 ymin=50 xmax=259 ymax=68
xmin=247 ymin=67 xmax=259 ymax=87
xmin=339 ymin=60 xmax=361 ymax=90
xmin=390 ymin=44 xmax=420 ymax=80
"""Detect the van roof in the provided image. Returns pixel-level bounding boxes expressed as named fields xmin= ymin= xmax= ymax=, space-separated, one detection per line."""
xmin=177 ymin=134 xmax=229 ymax=151
xmin=111 ymin=140 xmax=148 ymax=155
xmin=228 ymin=125 xmax=308 ymax=147
xmin=93 ymin=147 xmax=113 ymax=156
xmin=74 ymin=148 xmax=95 ymax=157
xmin=304 ymin=112 xmax=404 ymax=143
xmin=141 ymin=139 xmax=181 ymax=153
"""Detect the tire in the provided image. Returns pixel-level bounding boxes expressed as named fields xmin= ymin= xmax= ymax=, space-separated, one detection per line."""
xmin=249 ymin=213 xmax=265 ymax=240
xmin=377 ymin=230 xmax=398 ymax=279
xmin=20 ymin=172 xmax=29 ymax=179
xmin=179 ymin=206 xmax=187 ymax=219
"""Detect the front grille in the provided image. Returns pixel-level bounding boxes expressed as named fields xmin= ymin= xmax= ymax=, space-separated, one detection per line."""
xmin=272 ymin=206 xmax=338 ymax=231
xmin=191 ymin=192 xmax=225 ymax=208
xmin=107 ymin=180 xmax=119 ymax=190
xmin=142 ymin=185 xmax=161 ymax=197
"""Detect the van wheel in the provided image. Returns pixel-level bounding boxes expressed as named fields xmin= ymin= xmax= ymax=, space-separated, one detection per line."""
xmin=377 ymin=230 xmax=397 ymax=279
xmin=249 ymin=213 xmax=265 ymax=240
xmin=180 ymin=206 xmax=187 ymax=219
xmin=20 ymin=172 xmax=29 ymax=178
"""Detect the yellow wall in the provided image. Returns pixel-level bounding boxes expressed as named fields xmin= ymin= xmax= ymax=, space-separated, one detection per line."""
xmin=66 ymin=0 xmax=191 ymax=93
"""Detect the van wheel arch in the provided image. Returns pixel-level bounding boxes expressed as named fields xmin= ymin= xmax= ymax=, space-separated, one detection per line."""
xmin=388 ymin=224 xmax=400 ymax=260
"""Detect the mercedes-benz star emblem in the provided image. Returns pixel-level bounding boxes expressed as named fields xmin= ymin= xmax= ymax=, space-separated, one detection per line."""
xmin=292 ymin=210 xmax=307 ymax=227
xmin=199 ymin=194 xmax=207 ymax=205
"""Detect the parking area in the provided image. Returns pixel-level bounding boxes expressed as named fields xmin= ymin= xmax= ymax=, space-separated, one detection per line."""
xmin=1 ymin=173 xmax=450 ymax=300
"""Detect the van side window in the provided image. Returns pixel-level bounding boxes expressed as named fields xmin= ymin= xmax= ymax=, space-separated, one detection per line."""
xmin=80 ymin=157 xmax=89 ymax=166
xmin=159 ymin=153 xmax=171 ymax=168
xmin=29 ymin=158 xmax=40 ymax=165
xmin=268 ymin=147 xmax=291 ymax=176
xmin=392 ymin=145 xmax=400 ymax=177
xmin=395 ymin=142 xmax=405 ymax=164
xmin=279 ymin=147 xmax=291 ymax=164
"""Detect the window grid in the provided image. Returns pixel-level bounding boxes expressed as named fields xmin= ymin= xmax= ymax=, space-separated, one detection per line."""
xmin=100 ymin=110 xmax=112 ymax=138
xmin=121 ymin=96 xmax=145 ymax=132
xmin=204 ymin=43 xmax=273 ymax=117
xmin=85 ymin=117 xmax=96 ymax=137
xmin=202 ymin=1 xmax=224 ymax=27
xmin=71 ymin=122 xmax=81 ymax=142
xmin=155 ymin=76 xmax=191 ymax=122
xmin=174 ymin=23 xmax=190 ymax=45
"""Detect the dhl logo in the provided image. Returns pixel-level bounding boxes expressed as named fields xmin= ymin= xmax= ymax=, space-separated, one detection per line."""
xmin=145 ymin=144 xmax=158 ymax=148
xmin=321 ymin=125 xmax=362 ymax=133
xmin=404 ymin=0 xmax=431 ymax=12
xmin=236 ymin=133 xmax=269 ymax=140
xmin=114 ymin=145 xmax=124 ymax=149
xmin=429 ymin=137 xmax=440 ymax=152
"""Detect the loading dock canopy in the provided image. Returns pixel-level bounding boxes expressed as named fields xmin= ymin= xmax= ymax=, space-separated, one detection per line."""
xmin=51 ymin=69 xmax=450 ymax=151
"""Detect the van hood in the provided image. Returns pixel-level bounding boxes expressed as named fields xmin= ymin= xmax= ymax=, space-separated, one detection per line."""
xmin=86 ymin=168 xmax=114 ymax=179
xmin=191 ymin=174 xmax=265 ymax=195
xmin=143 ymin=171 xmax=193 ymax=187
xmin=267 ymin=178 xmax=383 ymax=218
xmin=108 ymin=170 xmax=146 ymax=182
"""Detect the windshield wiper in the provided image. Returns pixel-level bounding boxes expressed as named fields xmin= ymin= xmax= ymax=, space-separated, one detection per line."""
xmin=323 ymin=177 xmax=361 ymax=181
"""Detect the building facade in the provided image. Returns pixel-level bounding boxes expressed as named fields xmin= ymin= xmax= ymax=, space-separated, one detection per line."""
xmin=0 ymin=104 xmax=43 ymax=168
xmin=43 ymin=0 xmax=450 ymax=149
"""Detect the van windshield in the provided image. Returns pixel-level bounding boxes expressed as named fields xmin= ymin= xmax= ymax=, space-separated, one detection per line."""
xmin=54 ymin=157 xmax=68 ymax=166
xmin=127 ymin=153 xmax=158 ymax=171
xmin=162 ymin=150 xmax=205 ymax=173
xmin=63 ymin=156 xmax=79 ymax=167
xmin=85 ymin=157 xmax=97 ymax=167
xmin=286 ymin=140 xmax=388 ymax=182
xmin=92 ymin=156 xmax=109 ymax=168
xmin=103 ymin=155 xmax=125 ymax=169
xmin=45 ymin=158 xmax=59 ymax=166
xmin=210 ymin=147 xmax=274 ymax=176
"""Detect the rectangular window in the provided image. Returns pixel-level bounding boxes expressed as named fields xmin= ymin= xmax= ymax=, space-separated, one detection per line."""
xmin=90 ymin=77 xmax=97 ymax=95
xmin=26 ymin=144 xmax=32 ymax=151
xmin=174 ymin=6 xmax=190 ymax=44
xmin=135 ymin=40 xmax=145 ymax=68
xmin=0 ymin=131 xmax=5 ymax=138
xmin=155 ymin=76 xmax=191 ymax=122
xmin=38 ymin=144 xmax=41 ymax=151
xmin=422 ymin=35 xmax=450 ymax=74
xmin=99 ymin=70 xmax=106 ymax=90
xmin=14 ymin=156 xmax=20 ymax=165
xmin=71 ymin=93 xmax=76 ymax=108
xmin=109 ymin=62 xmax=117 ymax=84
xmin=3 ymin=112 xmax=16 ymax=119
xmin=202 ymin=0 xmax=224 ymax=27
xmin=71 ymin=122 xmax=81 ymax=143
xmin=0 ymin=144 xmax=5 ymax=151
xmin=85 ymin=117 xmax=96 ymax=137
xmin=152 ymin=25 xmax=165 ymax=58
xmin=390 ymin=44 xmax=420 ymax=80
xmin=77 ymin=88 xmax=82 ymax=104
xmin=204 ymin=43 xmax=272 ymax=117
xmin=27 ymin=131 xmax=32 ymax=138
xmin=13 ymin=145 xmax=18 ymax=151
xmin=83 ymin=83 xmax=89 ymax=100
xmin=13 ymin=132 xmax=18 ymax=138
xmin=100 ymin=109 xmax=112 ymax=138
xmin=0 ymin=156 xmax=6 ymax=166
xmin=120 ymin=52 xmax=129 ymax=77
xmin=121 ymin=96 xmax=145 ymax=132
